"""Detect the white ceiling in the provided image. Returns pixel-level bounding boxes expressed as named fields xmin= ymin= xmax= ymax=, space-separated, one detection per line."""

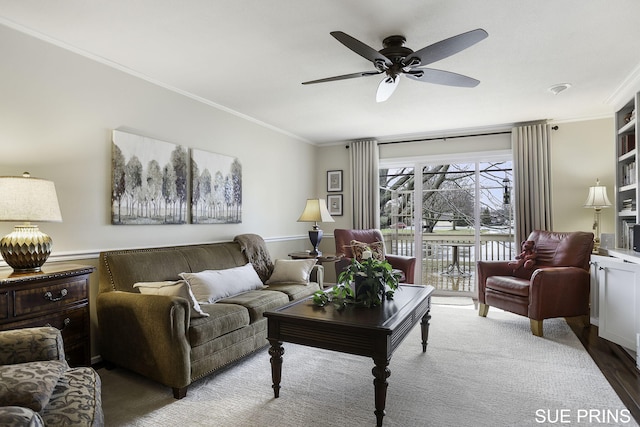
xmin=1 ymin=0 xmax=639 ymax=145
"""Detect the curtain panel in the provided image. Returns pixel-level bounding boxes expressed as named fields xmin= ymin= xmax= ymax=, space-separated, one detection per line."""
xmin=512 ymin=123 xmax=553 ymax=244
xmin=349 ymin=139 xmax=380 ymax=229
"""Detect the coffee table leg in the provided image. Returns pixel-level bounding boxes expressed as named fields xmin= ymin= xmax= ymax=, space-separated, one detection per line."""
xmin=421 ymin=309 xmax=431 ymax=352
xmin=268 ymin=339 xmax=284 ymax=398
xmin=372 ymin=357 xmax=390 ymax=427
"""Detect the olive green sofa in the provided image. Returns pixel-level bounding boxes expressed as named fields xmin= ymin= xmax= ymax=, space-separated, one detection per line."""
xmin=97 ymin=235 xmax=320 ymax=399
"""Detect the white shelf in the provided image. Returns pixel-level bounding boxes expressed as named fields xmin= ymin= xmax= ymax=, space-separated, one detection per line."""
xmin=619 ymin=149 xmax=636 ymax=162
xmin=619 ymin=119 xmax=636 ymax=135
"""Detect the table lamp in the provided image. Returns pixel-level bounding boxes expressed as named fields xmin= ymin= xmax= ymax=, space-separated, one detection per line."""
xmin=584 ymin=178 xmax=611 ymax=253
xmin=0 ymin=172 xmax=63 ymax=272
xmin=297 ymin=198 xmax=334 ymax=256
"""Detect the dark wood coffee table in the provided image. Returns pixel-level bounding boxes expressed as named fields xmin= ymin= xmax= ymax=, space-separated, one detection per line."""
xmin=264 ymin=284 xmax=434 ymax=427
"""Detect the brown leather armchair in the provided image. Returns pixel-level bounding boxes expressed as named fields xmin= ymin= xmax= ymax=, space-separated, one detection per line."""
xmin=334 ymin=228 xmax=416 ymax=283
xmin=477 ymin=230 xmax=594 ymax=337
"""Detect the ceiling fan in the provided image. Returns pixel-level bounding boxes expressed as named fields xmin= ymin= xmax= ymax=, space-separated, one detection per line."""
xmin=302 ymin=29 xmax=488 ymax=102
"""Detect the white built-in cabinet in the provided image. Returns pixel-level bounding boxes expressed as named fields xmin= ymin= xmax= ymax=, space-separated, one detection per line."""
xmin=588 ymin=92 xmax=640 ymax=353
xmin=591 ymin=251 xmax=640 ymax=351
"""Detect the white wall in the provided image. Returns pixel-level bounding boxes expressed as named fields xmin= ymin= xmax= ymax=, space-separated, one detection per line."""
xmin=0 ymin=24 xmax=317 ymax=359
xmin=550 ymin=118 xmax=615 ymax=235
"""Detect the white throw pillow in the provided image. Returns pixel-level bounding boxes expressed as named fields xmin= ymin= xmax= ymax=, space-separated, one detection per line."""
xmin=266 ymin=259 xmax=317 ymax=285
xmin=180 ymin=263 xmax=265 ymax=303
xmin=133 ymin=280 xmax=209 ymax=318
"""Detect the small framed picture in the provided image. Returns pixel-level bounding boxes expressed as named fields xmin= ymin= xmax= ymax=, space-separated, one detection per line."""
xmin=327 ymin=170 xmax=343 ymax=192
xmin=327 ymin=194 xmax=343 ymax=216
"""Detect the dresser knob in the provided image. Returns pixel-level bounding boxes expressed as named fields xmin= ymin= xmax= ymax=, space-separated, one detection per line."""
xmin=43 ymin=288 xmax=68 ymax=302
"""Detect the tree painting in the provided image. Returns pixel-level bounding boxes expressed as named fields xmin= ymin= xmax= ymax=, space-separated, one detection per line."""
xmin=111 ymin=130 xmax=188 ymax=224
xmin=191 ymin=148 xmax=242 ymax=224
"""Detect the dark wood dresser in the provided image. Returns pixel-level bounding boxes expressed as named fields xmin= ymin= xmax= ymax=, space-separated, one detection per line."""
xmin=0 ymin=263 xmax=95 ymax=367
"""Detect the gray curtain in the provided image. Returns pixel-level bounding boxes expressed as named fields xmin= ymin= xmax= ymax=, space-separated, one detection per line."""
xmin=512 ymin=123 xmax=553 ymax=244
xmin=349 ymin=139 xmax=380 ymax=229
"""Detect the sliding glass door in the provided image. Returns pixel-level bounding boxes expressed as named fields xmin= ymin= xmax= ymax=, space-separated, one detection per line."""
xmin=380 ymin=158 xmax=514 ymax=296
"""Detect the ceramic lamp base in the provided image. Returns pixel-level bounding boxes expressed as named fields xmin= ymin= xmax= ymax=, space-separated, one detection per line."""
xmin=0 ymin=225 xmax=52 ymax=272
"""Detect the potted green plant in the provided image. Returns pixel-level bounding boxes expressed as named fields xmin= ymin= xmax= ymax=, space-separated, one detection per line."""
xmin=313 ymin=248 xmax=400 ymax=308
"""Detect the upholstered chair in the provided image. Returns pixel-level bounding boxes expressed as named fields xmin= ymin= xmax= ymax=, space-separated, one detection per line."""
xmin=477 ymin=230 xmax=594 ymax=337
xmin=0 ymin=327 xmax=103 ymax=426
xmin=334 ymin=228 xmax=416 ymax=283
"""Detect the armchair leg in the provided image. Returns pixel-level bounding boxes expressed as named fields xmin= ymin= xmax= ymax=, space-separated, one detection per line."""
xmin=530 ymin=319 xmax=543 ymax=337
xmin=478 ymin=303 xmax=489 ymax=317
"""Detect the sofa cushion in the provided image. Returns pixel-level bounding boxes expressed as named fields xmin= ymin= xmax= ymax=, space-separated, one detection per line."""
xmin=188 ymin=303 xmax=250 ymax=347
xmin=350 ymin=240 xmax=385 ymax=261
xmin=219 ymin=290 xmax=289 ymax=323
xmin=42 ymin=367 xmax=103 ymax=427
xmin=180 ymin=264 xmax=265 ymax=303
xmin=134 ymin=280 xmax=209 ymax=319
xmin=266 ymin=259 xmax=317 ymax=285
xmin=0 ymin=360 xmax=67 ymax=412
xmin=265 ymin=282 xmax=321 ymax=301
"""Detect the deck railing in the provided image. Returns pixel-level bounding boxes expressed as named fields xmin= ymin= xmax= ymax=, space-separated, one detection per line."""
xmin=382 ymin=231 xmax=516 ymax=292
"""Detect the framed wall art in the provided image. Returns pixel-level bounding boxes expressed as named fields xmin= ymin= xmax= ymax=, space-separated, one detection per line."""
xmin=327 ymin=194 xmax=343 ymax=216
xmin=111 ymin=130 xmax=188 ymax=225
xmin=327 ymin=170 xmax=343 ymax=192
xmin=191 ymin=148 xmax=242 ymax=224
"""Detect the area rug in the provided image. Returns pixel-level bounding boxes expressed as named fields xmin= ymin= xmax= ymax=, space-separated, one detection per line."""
xmin=431 ymin=296 xmax=475 ymax=306
xmin=99 ymin=304 xmax=637 ymax=427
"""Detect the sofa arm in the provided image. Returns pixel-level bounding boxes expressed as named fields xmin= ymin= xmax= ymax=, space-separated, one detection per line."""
xmin=528 ymin=267 xmax=590 ymax=320
xmin=386 ymin=254 xmax=416 ymax=283
xmin=476 ymin=261 xmax=516 ymax=303
xmin=97 ymin=291 xmax=191 ymax=389
xmin=0 ymin=327 xmax=65 ymax=365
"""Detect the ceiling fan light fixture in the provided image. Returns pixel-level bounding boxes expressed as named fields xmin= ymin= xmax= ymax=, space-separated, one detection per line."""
xmin=305 ymin=29 xmax=488 ymax=101
xmin=376 ymin=75 xmax=399 ymax=103
xmin=548 ymin=83 xmax=572 ymax=95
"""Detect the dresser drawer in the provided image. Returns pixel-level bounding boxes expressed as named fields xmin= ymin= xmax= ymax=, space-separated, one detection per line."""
xmin=3 ymin=306 xmax=87 ymax=339
xmin=2 ymin=306 xmax=89 ymax=367
xmin=13 ymin=277 xmax=87 ymax=317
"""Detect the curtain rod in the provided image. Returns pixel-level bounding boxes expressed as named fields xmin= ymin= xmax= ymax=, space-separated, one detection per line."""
xmin=377 ymin=130 xmax=512 ymax=146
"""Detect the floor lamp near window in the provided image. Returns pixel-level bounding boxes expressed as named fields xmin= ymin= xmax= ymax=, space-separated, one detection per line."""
xmin=297 ymin=199 xmax=334 ymax=256
xmin=584 ymin=179 xmax=611 ymax=253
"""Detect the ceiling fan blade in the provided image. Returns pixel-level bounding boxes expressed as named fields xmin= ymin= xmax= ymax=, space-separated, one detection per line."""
xmin=376 ymin=75 xmax=399 ymax=103
xmin=330 ymin=31 xmax=392 ymax=68
xmin=405 ymin=68 xmax=480 ymax=87
xmin=405 ymin=29 xmax=488 ymax=67
xmin=302 ymin=70 xmax=382 ymax=85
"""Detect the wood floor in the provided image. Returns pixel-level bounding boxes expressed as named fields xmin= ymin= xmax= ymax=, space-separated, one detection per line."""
xmin=567 ymin=318 xmax=640 ymax=423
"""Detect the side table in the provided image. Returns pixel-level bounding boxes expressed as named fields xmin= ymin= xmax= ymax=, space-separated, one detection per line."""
xmin=288 ymin=251 xmax=342 ymax=265
xmin=0 ymin=263 xmax=95 ymax=367
xmin=288 ymin=252 xmax=342 ymax=289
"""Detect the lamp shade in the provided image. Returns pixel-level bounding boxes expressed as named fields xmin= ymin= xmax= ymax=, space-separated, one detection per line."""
xmin=583 ymin=179 xmax=611 ymax=209
xmin=0 ymin=174 xmax=62 ymax=222
xmin=297 ymin=199 xmax=335 ymax=223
